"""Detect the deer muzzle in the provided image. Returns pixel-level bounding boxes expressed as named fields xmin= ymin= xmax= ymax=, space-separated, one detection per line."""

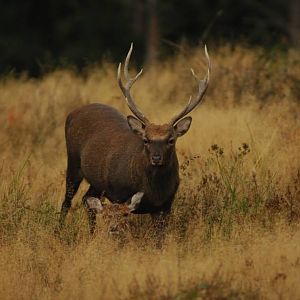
xmin=151 ymin=154 xmax=163 ymax=166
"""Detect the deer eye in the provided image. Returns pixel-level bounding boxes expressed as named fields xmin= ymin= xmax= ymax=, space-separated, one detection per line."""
xmin=143 ymin=138 xmax=150 ymax=145
xmin=168 ymin=138 xmax=175 ymax=145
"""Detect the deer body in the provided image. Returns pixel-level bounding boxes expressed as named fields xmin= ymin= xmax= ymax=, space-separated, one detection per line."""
xmin=66 ymin=103 xmax=179 ymax=213
xmin=59 ymin=44 xmax=210 ymax=234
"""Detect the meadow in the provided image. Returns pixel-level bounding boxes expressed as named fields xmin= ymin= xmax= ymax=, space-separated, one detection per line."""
xmin=0 ymin=45 xmax=300 ymax=299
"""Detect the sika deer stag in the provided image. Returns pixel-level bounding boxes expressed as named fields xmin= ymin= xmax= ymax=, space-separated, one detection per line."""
xmin=59 ymin=44 xmax=211 ymax=235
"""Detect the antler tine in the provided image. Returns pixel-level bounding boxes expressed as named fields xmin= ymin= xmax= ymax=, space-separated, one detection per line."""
xmin=124 ymin=43 xmax=133 ymax=81
xmin=117 ymin=43 xmax=148 ymax=124
xmin=170 ymin=45 xmax=211 ymax=126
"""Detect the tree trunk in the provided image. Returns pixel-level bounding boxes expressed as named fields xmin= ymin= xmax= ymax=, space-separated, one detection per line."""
xmin=290 ymin=0 xmax=300 ymax=47
xmin=145 ymin=0 xmax=160 ymax=64
xmin=133 ymin=0 xmax=144 ymax=38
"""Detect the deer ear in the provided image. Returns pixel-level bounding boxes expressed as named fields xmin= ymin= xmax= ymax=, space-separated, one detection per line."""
xmin=127 ymin=116 xmax=145 ymax=136
xmin=174 ymin=116 xmax=192 ymax=137
xmin=127 ymin=192 xmax=144 ymax=212
xmin=86 ymin=197 xmax=104 ymax=214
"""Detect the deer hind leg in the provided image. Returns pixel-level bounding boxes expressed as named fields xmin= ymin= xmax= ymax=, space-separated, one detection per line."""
xmin=59 ymin=162 xmax=83 ymax=229
xmin=82 ymin=186 xmax=103 ymax=235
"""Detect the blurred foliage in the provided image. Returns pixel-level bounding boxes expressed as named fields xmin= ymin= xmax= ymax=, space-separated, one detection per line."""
xmin=0 ymin=0 xmax=293 ymax=76
xmin=0 ymin=45 xmax=300 ymax=299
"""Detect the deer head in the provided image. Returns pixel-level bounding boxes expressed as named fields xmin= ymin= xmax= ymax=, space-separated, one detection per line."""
xmin=86 ymin=192 xmax=144 ymax=236
xmin=117 ymin=44 xmax=211 ymax=167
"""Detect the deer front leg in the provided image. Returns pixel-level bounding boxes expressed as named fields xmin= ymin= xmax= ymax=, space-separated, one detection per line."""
xmin=82 ymin=187 xmax=104 ymax=234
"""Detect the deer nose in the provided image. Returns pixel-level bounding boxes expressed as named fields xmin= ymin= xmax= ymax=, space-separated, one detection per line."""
xmin=151 ymin=154 xmax=162 ymax=164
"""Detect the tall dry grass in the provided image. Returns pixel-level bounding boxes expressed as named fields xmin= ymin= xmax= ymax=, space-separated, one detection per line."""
xmin=0 ymin=45 xmax=300 ymax=299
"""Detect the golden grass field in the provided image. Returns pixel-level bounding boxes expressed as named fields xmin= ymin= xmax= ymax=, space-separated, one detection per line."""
xmin=0 ymin=45 xmax=300 ymax=299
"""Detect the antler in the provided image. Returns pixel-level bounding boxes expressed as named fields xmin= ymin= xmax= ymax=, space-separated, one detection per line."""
xmin=117 ymin=43 xmax=149 ymax=124
xmin=170 ymin=45 xmax=211 ymax=126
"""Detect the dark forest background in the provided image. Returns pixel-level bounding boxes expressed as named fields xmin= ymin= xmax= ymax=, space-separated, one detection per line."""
xmin=0 ymin=0 xmax=299 ymax=76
